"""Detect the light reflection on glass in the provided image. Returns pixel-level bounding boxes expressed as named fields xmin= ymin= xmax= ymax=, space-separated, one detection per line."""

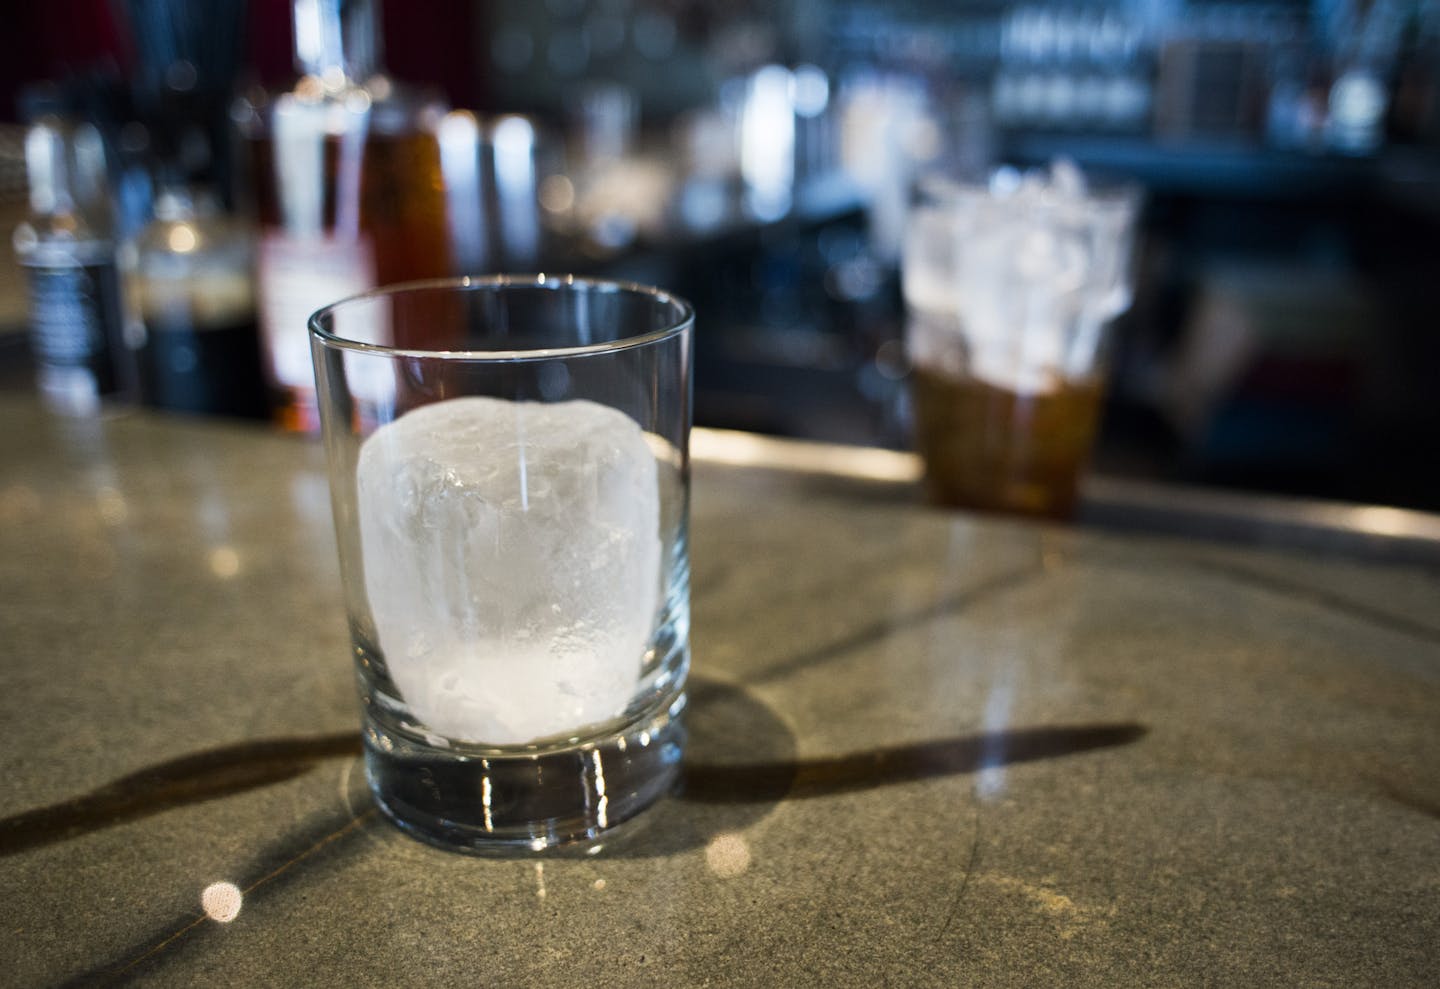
xmin=791 ymin=65 xmax=830 ymax=118
xmin=539 ymin=174 xmax=575 ymax=214
xmin=166 ymin=223 xmax=198 ymax=254
xmin=271 ymin=95 xmax=324 ymax=235
xmin=293 ymin=75 xmax=323 ymax=100
xmin=201 ymin=881 xmax=243 ymax=922
xmin=740 ymin=65 xmax=795 ymax=221
xmin=491 ymin=115 xmax=542 ymax=263
xmin=705 ymin=832 xmax=752 ymax=878
xmin=291 ymin=0 xmax=324 ymax=73
xmin=592 ymin=750 xmax=608 ymax=830
xmin=438 ymin=110 xmax=487 ymax=273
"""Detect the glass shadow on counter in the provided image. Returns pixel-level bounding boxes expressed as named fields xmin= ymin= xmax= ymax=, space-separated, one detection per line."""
xmin=0 ymin=676 xmax=1145 ymax=860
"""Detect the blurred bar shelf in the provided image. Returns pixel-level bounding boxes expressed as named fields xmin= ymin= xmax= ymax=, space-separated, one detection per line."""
xmin=1003 ymin=134 xmax=1436 ymax=200
xmin=692 ymin=426 xmax=1440 ymax=567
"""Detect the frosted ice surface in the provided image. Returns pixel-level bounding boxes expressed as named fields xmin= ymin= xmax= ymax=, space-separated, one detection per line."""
xmin=356 ymin=397 xmax=661 ymax=745
xmin=1048 ymin=157 xmax=1087 ymax=201
xmin=903 ymin=160 xmax=1122 ymax=395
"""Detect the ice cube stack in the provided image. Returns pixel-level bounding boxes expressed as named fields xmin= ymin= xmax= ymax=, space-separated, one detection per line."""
xmin=355 ymin=396 xmax=661 ymax=745
xmin=903 ymin=159 xmax=1135 ymax=394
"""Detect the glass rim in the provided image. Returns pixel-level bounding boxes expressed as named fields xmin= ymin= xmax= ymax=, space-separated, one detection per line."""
xmin=308 ymin=274 xmax=695 ymax=361
xmin=914 ymin=170 xmax=1143 ymax=215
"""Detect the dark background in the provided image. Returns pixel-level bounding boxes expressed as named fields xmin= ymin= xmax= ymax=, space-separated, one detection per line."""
xmin=4 ymin=0 xmax=1439 ymax=511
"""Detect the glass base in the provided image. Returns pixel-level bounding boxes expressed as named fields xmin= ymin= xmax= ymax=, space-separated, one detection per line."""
xmin=363 ymin=688 xmax=687 ymax=854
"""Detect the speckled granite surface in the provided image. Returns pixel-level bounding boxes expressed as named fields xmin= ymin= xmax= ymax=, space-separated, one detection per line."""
xmin=2 ymin=397 xmax=1438 ymax=987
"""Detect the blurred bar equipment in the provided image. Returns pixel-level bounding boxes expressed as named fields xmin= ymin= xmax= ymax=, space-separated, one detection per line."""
xmin=126 ymin=185 xmax=266 ymax=417
xmin=487 ymin=114 xmax=545 ymax=266
xmin=5 ymin=0 xmax=1439 ymax=508
xmin=904 ymin=163 xmax=1140 ymax=519
xmin=740 ymin=65 xmax=797 ymax=221
xmin=13 ymin=92 xmax=129 ymax=416
xmin=235 ymin=0 xmax=452 ymax=432
xmin=436 ymin=109 xmax=488 ymax=275
xmin=115 ymin=0 xmax=266 ymax=418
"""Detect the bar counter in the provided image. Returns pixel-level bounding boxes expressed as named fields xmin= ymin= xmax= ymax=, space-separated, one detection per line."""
xmin=2 ymin=396 xmax=1438 ymax=986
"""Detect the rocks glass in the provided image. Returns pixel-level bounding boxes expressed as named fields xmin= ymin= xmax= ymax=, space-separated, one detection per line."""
xmin=904 ymin=165 xmax=1139 ymax=519
xmin=311 ymin=276 xmax=692 ymax=852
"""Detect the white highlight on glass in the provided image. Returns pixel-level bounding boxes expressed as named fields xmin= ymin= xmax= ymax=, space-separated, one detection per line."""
xmin=740 ymin=65 xmax=795 ymax=220
xmin=166 ymin=224 xmax=197 ymax=254
xmin=592 ymin=750 xmax=609 ymax=830
xmin=491 ymin=115 xmax=542 ymax=262
xmin=438 ymin=110 xmax=487 ymax=274
xmin=539 ymin=174 xmax=575 ymax=214
xmin=791 ymin=65 xmax=830 ymax=118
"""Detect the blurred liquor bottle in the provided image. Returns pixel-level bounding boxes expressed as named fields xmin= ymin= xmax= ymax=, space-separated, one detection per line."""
xmin=12 ymin=99 xmax=131 ymax=416
xmin=126 ymin=185 xmax=267 ymax=418
xmin=234 ymin=0 xmax=452 ymax=432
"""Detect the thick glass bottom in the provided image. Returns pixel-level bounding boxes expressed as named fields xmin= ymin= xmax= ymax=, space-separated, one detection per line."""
xmin=363 ymin=687 xmax=687 ymax=854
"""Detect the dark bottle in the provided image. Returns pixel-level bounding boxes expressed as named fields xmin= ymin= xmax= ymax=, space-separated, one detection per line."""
xmin=127 ymin=187 xmax=267 ymax=417
xmin=13 ymin=113 xmax=130 ymax=415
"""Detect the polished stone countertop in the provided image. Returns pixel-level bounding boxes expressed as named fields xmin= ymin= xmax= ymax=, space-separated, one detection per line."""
xmin=2 ymin=397 xmax=1438 ymax=987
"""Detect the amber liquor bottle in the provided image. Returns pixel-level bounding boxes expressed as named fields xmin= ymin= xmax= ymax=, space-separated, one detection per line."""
xmin=235 ymin=0 xmax=452 ymax=432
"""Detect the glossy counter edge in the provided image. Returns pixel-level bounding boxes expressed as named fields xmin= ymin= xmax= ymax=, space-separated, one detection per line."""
xmin=691 ymin=427 xmax=1440 ymax=566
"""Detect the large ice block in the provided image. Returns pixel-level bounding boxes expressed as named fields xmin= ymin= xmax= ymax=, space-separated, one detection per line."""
xmin=355 ymin=396 xmax=661 ymax=745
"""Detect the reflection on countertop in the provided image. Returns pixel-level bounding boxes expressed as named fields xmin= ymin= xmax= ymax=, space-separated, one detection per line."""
xmin=1 ymin=396 xmax=1438 ymax=986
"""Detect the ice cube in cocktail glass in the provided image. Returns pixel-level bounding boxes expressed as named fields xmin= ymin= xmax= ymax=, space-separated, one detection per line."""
xmin=310 ymin=276 xmax=693 ymax=852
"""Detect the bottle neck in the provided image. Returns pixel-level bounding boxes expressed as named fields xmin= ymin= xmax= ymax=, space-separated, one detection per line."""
xmin=292 ymin=0 xmax=383 ymax=89
xmin=24 ymin=118 xmax=108 ymax=218
xmin=24 ymin=125 xmax=67 ymax=215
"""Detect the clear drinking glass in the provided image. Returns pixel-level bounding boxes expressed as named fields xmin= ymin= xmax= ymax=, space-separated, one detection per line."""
xmin=903 ymin=167 xmax=1140 ymax=519
xmin=311 ymin=275 xmax=693 ymax=852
